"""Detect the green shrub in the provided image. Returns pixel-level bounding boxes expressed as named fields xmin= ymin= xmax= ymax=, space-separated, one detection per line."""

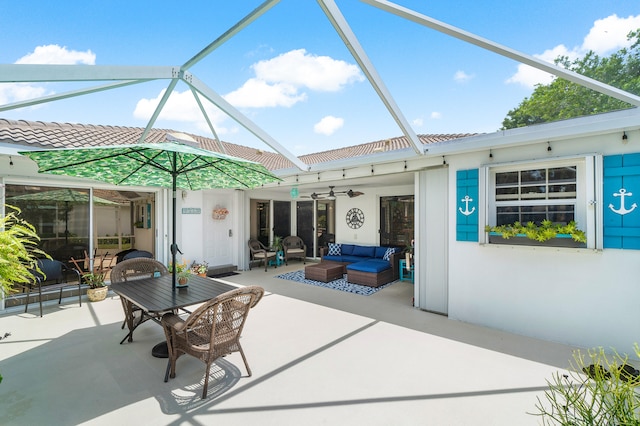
xmin=533 ymin=345 xmax=640 ymax=425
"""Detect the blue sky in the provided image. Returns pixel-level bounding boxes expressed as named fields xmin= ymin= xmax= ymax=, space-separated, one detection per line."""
xmin=1 ymin=1 xmax=639 ymax=155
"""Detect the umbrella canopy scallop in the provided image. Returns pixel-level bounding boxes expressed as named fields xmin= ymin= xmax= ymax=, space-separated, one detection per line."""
xmin=20 ymin=142 xmax=281 ymax=191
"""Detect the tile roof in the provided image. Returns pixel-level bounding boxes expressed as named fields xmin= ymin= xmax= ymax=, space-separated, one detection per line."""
xmin=0 ymin=118 xmax=476 ymax=171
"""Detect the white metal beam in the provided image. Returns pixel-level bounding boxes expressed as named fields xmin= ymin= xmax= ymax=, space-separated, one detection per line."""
xmin=318 ymin=0 xmax=424 ymax=154
xmin=363 ymin=0 xmax=640 ymax=107
xmin=0 ymin=80 xmax=150 ymax=112
xmin=190 ymin=87 xmax=227 ymax=154
xmin=182 ymin=0 xmax=281 ymax=70
xmin=138 ymin=78 xmax=179 ymax=144
xmin=0 ymin=64 xmax=176 ymax=82
xmin=185 ymin=73 xmax=308 ymax=171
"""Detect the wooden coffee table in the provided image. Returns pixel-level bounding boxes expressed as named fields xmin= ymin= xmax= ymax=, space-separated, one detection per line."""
xmin=305 ymin=263 xmax=344 ymax=282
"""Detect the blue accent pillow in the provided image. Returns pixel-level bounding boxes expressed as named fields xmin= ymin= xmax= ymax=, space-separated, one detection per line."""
xmin=383 ymin=247 xmax=397 ymax=261
xmin=328 ymin=243 xmax=341 ymax=256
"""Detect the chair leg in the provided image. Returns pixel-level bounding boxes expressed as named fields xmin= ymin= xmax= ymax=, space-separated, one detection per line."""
xmin=202 ymin=361 xmax=213 ymax=399
xmin=237 ymin=343 xmax=252 ymax=377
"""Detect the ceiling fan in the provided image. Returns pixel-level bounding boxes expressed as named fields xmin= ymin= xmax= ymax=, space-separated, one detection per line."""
xmin=304 ymin=186 xmax=364 ymax=200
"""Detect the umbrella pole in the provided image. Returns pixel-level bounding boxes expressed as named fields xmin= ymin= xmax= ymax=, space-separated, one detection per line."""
xmin=171 ymin=173 xmax=177 ymax=290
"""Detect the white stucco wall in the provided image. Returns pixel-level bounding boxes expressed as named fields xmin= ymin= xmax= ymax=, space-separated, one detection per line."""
xmin=440 ymin=129 xmax=640 ymax=353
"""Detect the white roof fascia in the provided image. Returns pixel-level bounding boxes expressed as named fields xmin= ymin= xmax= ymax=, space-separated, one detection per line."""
xmin=0 ymin=64 xmax=176 ymax=82
xmin=185 ymin=73 xmax=308 ymax=171
xmin=365 ymin=0 xmax=640 ymax=107
xmin=182 ymin=0 xmax=281 ymax=70
xmin=318 ymin=0 xmax=424 ymax=155
xmin=424 ymin=108 xmax=640 ymax=156
xmin=0 ymin=80 xmax=149 ymax=112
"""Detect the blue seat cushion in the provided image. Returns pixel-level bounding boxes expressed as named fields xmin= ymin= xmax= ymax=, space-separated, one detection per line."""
xmin=347 ymin=260 xmax=391 ymax=273
xmin=322 ymin=255 xmax=343 ymax=262
xmin=352 ymin=245 xmax=375 ymax=257
xmin=374 ymin=246 xmax=388 ymax=259
xmin=341 ymin=254 xmax=373 ymax=263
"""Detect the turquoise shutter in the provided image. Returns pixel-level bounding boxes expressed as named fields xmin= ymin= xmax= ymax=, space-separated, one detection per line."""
xmin=456 ymin=169 xmax=479 ymax=242
xmin=603 ymin=153 xmax=640 ymax=249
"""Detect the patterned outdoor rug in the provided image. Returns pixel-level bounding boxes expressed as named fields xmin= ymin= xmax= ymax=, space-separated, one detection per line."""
xmin=275 ymin=270 xmax=395 ymax=296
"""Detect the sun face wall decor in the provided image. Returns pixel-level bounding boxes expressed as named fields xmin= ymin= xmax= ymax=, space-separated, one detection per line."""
xmin=346 ymin=208 xmax=364 ymax=229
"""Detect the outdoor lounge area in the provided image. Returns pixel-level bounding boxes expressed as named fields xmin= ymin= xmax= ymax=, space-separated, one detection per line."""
xmin=0 ymin=263 xmax=580 ymax=425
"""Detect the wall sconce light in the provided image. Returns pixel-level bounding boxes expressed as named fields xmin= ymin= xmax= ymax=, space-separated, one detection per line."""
xmin=622 ymin=132 xmax=628 ymax=143
xmin=489 ymin=150 xmax=493 ymax=159
xmin=547 ymin=142 xmax=552 ymax=152
xmin=181 ymin=190 xmax=187 ymax=200
xmin=9 ymin=156 xmax=14 ymax=168
xmin=290 ymin=187 xmax=299 ymax=199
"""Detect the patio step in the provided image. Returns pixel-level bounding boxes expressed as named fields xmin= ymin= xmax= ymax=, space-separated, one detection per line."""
xmin=206 ymin=264 xmax=237 ymax=278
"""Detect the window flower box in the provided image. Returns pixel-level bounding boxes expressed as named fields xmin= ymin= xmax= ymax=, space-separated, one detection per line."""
xmin=485 ymin=220 xmax=587 ymax=248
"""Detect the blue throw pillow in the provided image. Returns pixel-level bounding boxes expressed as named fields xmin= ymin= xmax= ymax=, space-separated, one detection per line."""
xmin=374 ymin=246 xmax=388 ymax=259
xmin=383 ymin=247 xmax=397 ymax=261
xmin=328 ymin=243 xmax=341 ymax=256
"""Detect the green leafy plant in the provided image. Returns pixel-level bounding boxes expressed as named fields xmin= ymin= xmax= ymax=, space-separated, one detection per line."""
xmin=0 ymin=205 xmax=49 ymax=295
xmin=533 ymin=345 xmax=640 ymax=425
xmin=82 ymin=272 xmax=106 ymax=288
xmin=485 ymin=220 xmax=586 ymax=243
xmin=272 ymin=235 xmax=284 ymax=252
xmin=168 ymin=260 xmax=191 ymax=279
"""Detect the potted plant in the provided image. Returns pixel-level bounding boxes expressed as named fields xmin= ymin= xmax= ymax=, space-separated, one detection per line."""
xmin=84 ymin=271 xmax=108 ymax=302
xmin=272 ymin=236 xmax=284 ymax=265
xmin=169 ymin=260 xmax=191 ymax=286
xmin=191 ymin=261 xmax=209 ymax=277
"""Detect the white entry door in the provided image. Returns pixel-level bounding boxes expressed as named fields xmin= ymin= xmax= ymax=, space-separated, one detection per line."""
xmin=204 ymin=195 xmax=234 ymax=267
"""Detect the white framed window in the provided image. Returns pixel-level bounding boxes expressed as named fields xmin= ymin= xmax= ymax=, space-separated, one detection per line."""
xmin=483 ymin=155 xmax=598 ymax=248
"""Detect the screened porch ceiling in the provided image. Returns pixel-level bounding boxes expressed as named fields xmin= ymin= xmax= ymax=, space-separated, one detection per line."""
xmin=1 ymin=0 xmax=639 ymax=176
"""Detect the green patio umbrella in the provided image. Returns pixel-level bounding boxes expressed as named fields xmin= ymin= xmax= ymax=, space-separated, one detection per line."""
xmin=20 ymin=142 xmax=281 ymax=289
xmin=8 ymin=188 xmax=120 ymax=244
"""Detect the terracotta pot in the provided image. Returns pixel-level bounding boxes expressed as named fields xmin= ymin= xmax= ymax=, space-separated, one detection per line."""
xmin=87 ymin=286 xmax=108 ymax=302
xmin=198 ymin=273 xmax=207 ymax=277
xmin=178 ymin=277 xmax=189 ymax=286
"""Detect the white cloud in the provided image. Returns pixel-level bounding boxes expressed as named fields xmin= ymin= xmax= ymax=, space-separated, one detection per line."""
xmin=16 ymin=44 xmax=95 ymax=65
xmin=412 ymin=117 xmax=424 ymax=126
xmin=453 ymin=70 xmax=474 ymax=83
xmin=224 ymin=48 xmax=364 ymax=109
xmin=313 ymin=115 xmax=344 ymax=135
xmin=134 ymin=89 xmax=230 ymax=134
xmin=224 ymin=78 xmax=306 ymax=108
xmin=430 ymin=111 xmax=442 ymax=120
xmin=583 ymin=14 xmax=640 ymax=54
xmin=506 ymin=14 xmax=640 ymax=89
xmin=0 ymin=45 xmax=96 ymax=105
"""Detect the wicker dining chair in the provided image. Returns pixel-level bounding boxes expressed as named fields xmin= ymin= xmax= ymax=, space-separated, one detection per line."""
xmin=282 ymin=235 xmax=306 ymax=265
xmin=110 ymin=257 xmax=169 ymax=344
xmin=248 ymin=238 xmax=277 ymax=271
xmin=161 ymin=285 xmax=265 ymax=399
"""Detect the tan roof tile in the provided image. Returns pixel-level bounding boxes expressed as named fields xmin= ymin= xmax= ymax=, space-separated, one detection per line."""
xmin=0 ymin=118 xmax=476 ymax=171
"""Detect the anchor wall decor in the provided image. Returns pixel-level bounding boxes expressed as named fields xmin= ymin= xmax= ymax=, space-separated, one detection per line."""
xmin=609 ymin=188 xmax=637 ymax=215
xmin=458 ymin=195 xmax=476 ymax=216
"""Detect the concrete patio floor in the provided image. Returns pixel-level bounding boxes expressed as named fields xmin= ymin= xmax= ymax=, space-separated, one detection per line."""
xmin=0 ymin=263 xmax=581 ymax=425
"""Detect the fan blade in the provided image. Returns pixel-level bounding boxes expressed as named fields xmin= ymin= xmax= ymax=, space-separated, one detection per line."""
xmin=347 ymin=190 xmax=364 ymax=198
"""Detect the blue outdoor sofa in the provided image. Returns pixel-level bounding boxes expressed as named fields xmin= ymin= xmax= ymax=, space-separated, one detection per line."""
xmin=320 ymin=243 xmax=402 ymax=287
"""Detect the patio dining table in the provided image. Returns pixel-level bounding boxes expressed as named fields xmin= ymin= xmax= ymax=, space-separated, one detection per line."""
xmin=110 ymin=274 xmax=238 ymax=380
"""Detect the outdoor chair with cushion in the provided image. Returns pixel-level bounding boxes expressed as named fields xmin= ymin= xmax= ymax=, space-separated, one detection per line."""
xmin=282 ymin=235 xmax=306 ymax=265
xmin=110 ymin=257 xmax=170 ymax=344
xmin=248 ymin=238 xmax=277 ymax=271
xmin=161 ymin=285 xmax=265 ymax=399
xmin=24 ymin=258 xmax=82 ymax=317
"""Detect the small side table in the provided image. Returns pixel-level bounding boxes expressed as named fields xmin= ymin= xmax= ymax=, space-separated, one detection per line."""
xmin=399 ymin=259 xmax=414 ymax=283
xmin=269 ymin=250 xmax=284 ymax=267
